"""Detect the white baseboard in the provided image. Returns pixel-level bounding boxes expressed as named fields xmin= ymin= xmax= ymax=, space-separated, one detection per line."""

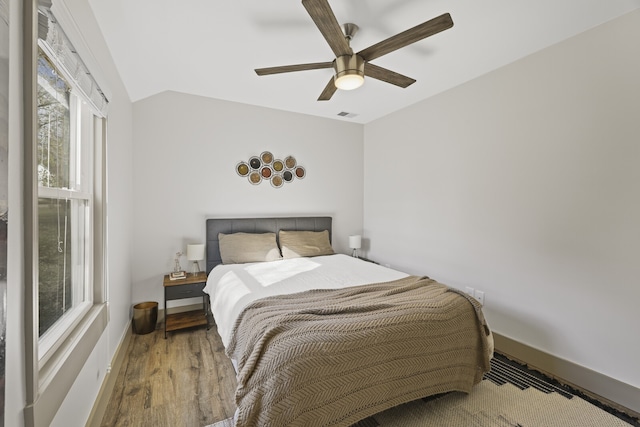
xmin=493 ymin=332 xmax=640 ymax=418
xmin=85 ymin=320 xmax=133 ymax=427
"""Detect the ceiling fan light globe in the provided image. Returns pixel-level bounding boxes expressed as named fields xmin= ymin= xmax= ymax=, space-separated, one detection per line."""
xmin=333 ymin=54 xmax=365 ymax=91
xmin=335 ymin=73 xmax=364 ymax=90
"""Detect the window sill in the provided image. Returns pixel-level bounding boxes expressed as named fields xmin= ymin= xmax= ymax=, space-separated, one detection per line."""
xmin=25 ymin=302 xmax=108 ymax=427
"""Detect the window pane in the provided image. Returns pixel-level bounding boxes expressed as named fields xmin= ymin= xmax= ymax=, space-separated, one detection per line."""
xmin=37 ymin=52 xmax=71 ymax=189
xmin=38 ymin=197 xmax=87 ymax=337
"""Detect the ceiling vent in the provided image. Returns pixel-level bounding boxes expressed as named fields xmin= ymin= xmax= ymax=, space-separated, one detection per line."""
xmin=337 ymin=111 xmax=358 ymax=118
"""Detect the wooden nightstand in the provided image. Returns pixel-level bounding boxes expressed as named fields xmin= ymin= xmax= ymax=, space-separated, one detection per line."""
xmin=163 ymin=272 xmax=211 ymax=338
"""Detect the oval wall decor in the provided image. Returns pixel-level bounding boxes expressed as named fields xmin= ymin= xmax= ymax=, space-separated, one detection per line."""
xmin=236 ymin=152 xmax=306 ymax=188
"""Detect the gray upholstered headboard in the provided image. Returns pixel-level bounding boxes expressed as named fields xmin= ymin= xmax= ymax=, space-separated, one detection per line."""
xmin=205 ymin=216 xmax=332 ymax=274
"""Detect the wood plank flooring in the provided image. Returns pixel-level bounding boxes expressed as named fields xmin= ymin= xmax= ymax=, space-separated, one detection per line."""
xmin=100 ymin=325 xmax=236 ymax=427
xmin=100 ymin=324 xmax=640 ymax=427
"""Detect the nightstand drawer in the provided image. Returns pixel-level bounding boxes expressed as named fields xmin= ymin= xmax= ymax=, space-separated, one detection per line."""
xmin=165 ymin=282 xmax=206 ymax=300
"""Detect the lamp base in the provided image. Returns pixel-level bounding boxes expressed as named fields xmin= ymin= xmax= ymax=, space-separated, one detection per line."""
xmin=351 ymin=249 xmax=359 ymax=258
xmin=190 ymin=260 xmax=200 ymax=275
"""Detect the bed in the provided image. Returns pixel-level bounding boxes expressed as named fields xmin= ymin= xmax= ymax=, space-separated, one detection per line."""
xmin=203 ymin=216 xmax=493 ymax=426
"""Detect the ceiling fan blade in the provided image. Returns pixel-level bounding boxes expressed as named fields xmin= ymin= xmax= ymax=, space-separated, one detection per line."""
xmin=255 ymin=62 xmax=333 ymax=76
xmin=302 ymin=0 xmax=352 ymax=57
xmin=365 ymin=63 xmax=416 ymax=88
xmin=318 ymin=77 xmax=338 ymax=101
xmin=357 ymin=13 xmax=453 ymax=62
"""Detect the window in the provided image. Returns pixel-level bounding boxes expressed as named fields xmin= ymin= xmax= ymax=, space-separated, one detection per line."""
xmin=36 ymin=50 xmax=93 ymax=361
xmin=24 ymin=5 xmax=110 ymax=426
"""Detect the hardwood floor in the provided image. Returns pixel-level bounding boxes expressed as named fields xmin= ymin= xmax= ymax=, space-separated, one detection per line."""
xmin=100 ymin=323 xmax=640 ymax=427
xmin=100 ymin=324 xmax=236 ymax=427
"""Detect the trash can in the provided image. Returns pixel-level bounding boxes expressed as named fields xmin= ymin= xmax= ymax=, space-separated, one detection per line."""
xmin=133 ymin=301 xmax=158 ymax=334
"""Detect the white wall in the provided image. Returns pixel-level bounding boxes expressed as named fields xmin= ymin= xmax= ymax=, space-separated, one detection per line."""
xmin=364 ymin=9 xmax=640 ymax=391
xmin=49 ymin=0 xmax=135 ymax=423
xmin=131 ymin=91 xmax=364 ymax=307
xmin=5 ymin=0 xmax=134 ymax=425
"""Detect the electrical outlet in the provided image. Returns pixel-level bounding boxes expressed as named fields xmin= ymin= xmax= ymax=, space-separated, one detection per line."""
xmin=474 ymin=290 xmax=485 ymax=306
xmin=465 ymin=286 xmax=474 ymax=296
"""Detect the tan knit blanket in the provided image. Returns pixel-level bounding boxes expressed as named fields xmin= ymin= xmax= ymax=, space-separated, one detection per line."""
xmin=226 ymin=276 xmax=493 ymax=427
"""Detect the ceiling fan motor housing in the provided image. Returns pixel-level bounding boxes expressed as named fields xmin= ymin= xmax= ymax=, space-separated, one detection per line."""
xmin=333 ymin=54 xmax=365 ymax=90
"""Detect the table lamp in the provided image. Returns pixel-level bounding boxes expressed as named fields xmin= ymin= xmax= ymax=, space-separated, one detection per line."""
xmin=187 ymin=244 xmax=205 ymax=275
xmin=349 ymin=235 xmax=361 ymax=258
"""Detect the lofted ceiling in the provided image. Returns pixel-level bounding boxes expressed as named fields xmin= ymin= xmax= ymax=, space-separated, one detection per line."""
xmin=88 ymin=0 xmax=639 ymax=124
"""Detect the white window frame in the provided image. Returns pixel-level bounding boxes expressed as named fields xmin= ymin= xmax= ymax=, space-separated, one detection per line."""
xmin=24 ymin=3 xmax=109 ymax=426
xmin=36 ymin=71 xmax=95 ymax=366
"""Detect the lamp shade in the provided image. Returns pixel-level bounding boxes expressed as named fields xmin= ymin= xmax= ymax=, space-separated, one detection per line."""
xmin=348 ymin=235 xmax=362 ymax=250
xmin=186 ymin=244 xmax=205 ymax=261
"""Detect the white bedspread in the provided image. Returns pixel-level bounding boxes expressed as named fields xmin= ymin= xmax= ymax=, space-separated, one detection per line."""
xmin=203 ymin=254 xmax=408 ymax=348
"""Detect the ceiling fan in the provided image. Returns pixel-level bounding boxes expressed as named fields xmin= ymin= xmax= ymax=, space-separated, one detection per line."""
xmin=254 ymin=0 xmax=454 ymax=101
